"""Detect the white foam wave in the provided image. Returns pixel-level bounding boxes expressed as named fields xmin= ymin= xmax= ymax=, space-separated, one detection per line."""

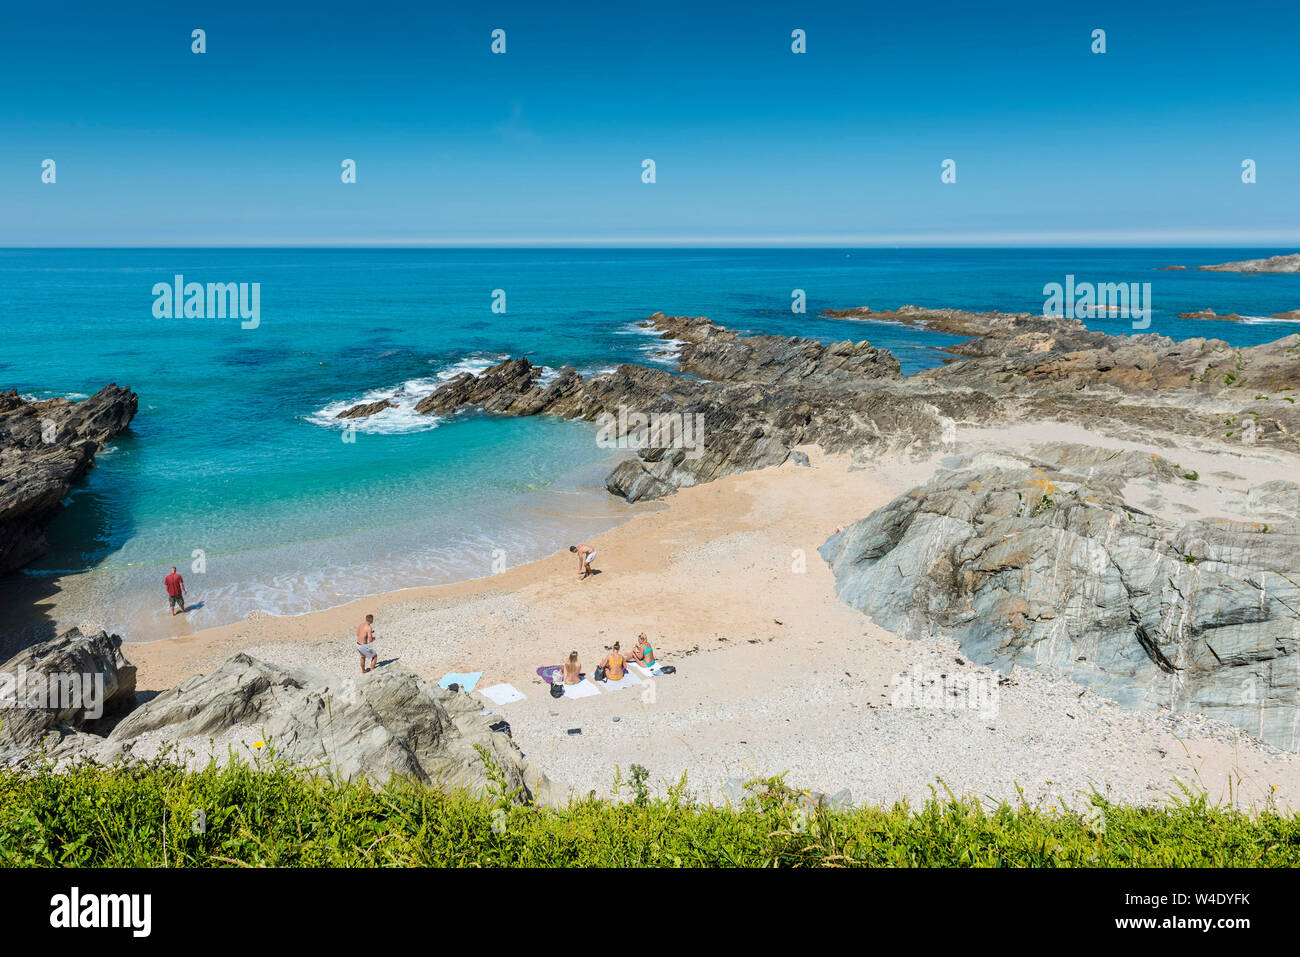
xmin=19 ymin=391 xmax=89 ymax=402
xmin=308 ymin=354 xmax=507 ymax=434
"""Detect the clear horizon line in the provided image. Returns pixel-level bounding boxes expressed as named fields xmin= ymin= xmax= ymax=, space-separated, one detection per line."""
xmin=5 ymin=230 xmax=1300 ymax=250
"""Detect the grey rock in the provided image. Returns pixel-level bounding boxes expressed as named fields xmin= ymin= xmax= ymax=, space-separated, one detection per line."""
xmin=0 ymin=634 xmax=547 ymax=802
xmin=1196 ymin=254 xmax=1300 ymax=274
xmin=820 ymin=443 xmax=1300 ymax=749
xmin=95 ymin=652 xmax=548 ymax=800
xmin=0 ymin=627 xmax=136 ymax=754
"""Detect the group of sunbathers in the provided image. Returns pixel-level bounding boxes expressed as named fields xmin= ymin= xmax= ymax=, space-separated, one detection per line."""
xmin=561 ymin=633 xmax=656 ymax=684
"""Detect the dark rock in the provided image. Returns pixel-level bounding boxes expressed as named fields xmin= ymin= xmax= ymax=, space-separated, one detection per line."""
xmin=0 ymin=386 xmax=138 ymax=575
xmin=336 ymin=397 xmax=396 ymax=418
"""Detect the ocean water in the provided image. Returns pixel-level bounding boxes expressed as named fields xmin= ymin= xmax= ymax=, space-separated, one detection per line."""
xmin=2 ymin=247 xmax=1298 ymax=640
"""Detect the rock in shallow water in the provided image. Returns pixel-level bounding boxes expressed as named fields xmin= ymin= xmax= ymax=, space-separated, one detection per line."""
xmin=0 ymin=385 xmax=138 ymax=575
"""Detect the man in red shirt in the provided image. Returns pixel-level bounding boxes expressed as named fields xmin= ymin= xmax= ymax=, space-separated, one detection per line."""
xmin=164 ymin=566 xmax=187 ymax=616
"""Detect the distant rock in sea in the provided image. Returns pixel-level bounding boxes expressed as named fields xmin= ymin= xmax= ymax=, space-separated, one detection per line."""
xmin=336 ymin=397 xmax=396 ymax=418
xmin=1196 ymin=253 xmax=1300 ymax=273
xmin=1179 ymin=308 xmax=1244 ymax=321
xmin=0 ymin=386 xmax=137 ymax=576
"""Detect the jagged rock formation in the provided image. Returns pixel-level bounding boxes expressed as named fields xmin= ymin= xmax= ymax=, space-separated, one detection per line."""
xmin=407 ymin=314 xmax=922 ymax=501
xmin=1179 ymin=309 xmax=1244 ymax=321
xmin=1196 ymin=254 xmax=1300 ymax=273
xmin=0 ymin=633 xmax=546 ymax=802
xmin=0 ymin=386 xmax=138 ymax=575
xmin=820 ymin=443 xmax=1300 ymax=749
xmin=339 ymin=308 xmax=1300 ymax=500
xmin=336 ymin=397 xmax=395 ymax=418
xmin=0 ymin=627 xmax=137 ymax=750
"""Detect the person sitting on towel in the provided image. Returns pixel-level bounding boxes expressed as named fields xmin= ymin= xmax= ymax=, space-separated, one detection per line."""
xmin=598 ymin=642 xmax=626 ymax=681
xmin=630 ymin=633 xmax=656 ymax=668
xmin=563 ymin=650 xmax=583 ymax=684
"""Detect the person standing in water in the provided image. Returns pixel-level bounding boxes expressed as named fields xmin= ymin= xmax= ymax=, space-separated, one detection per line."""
xmin=356 ymin=614 xmax=377 ymax=674
xmin=569 ymin=543 xmax=597 ymax=581
xmin=164 ymin=566 xmax=187 ymax=616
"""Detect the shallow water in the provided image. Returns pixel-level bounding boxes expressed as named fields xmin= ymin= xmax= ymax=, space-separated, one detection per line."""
xmin=2 ymin=247 xmax=1296 ymax=639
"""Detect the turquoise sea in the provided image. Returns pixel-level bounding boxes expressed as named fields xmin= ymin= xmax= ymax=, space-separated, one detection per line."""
xmin=3 ymin=247 xmax=1299 ymax=640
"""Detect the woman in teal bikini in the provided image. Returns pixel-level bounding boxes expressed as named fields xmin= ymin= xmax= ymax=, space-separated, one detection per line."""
xmin=630 ymin=633 xmax=656 ymax=668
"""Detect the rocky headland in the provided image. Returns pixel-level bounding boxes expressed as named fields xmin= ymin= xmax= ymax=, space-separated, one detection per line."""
xmin=0 ymin=386 xmax=137 ymax=576
xmin=1195 ymin=254 xmax=1300 ymax=274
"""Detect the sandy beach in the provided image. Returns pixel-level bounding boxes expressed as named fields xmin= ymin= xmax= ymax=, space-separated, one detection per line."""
xmin=98 ymin=430 xmax=1300 ymax=812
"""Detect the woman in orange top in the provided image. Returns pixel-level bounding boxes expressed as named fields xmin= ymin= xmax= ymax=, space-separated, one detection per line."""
xmin=598 ymin=642 xmax=625 ymax=681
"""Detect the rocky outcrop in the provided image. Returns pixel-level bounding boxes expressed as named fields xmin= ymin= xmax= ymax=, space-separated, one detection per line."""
xmin=820 ymin=443 xmax=1300 ymax=749
xmin=404 ymin=316 xmax=920 ymax=501
xmin=0 ymin=627 xmax=136 ymax=751
xmin=822 ymin=304 xmax=1082 ymax=341
xmin=338 ymin=307 xmax=1300 ymax=501
xmin=336 ymin=397 xmax=395 ymax=418
xmin=0 ymin=634 xmax=547 ymax=802
xmin=1197 ymin=254 xmax=1300 ymax=274
xmin=0 ymin=386 xmax=138 ymax=575
xmin=1180 ymin=309 xmax=1244 ymax=321
xmin=649 ymin=312 xmax=902 ymax=386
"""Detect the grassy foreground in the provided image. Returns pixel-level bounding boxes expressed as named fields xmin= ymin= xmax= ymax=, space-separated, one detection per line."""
xmin=1 ymin=755 xmax=1296 ymax=867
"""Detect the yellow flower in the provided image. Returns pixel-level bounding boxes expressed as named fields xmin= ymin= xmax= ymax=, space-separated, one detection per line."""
xmin=253 ymin=740 xmax=265 ymax=749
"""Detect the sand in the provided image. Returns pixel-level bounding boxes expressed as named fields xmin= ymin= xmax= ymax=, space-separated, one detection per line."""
xmin=95 ymin=429 xmax=1300 ymax=812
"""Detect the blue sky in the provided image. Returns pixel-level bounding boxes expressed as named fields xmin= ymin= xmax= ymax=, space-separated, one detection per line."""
xmin=2 ymin=0 xmax=1298 ymax=246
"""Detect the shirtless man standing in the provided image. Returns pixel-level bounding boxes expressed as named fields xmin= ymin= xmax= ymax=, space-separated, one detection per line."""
xmin=569 ymin=543 xmax=597 ymax=581
xmin=356 ymin=614 xmax=377 ymax=673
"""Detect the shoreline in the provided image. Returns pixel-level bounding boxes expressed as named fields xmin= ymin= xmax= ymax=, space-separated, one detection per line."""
xmin=4 ymin=446 xmax=648 ymax=650
xmin=115 ymin=435 xmax=1300 ymax=812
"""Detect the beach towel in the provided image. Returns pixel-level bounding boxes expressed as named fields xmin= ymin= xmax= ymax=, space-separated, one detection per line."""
xmin=563 ymin=680 xmax=601 ymax=699
xmin=439 ymin=671 xmax=482 ymax=693
xmin=598 ymin=672 xmax=643 ymax=692
xmin=478 ymin=683 xmax=526 ymax=706
xmin=628 ymin=662 xmax=663 ymax=678
xmin=537 ymin=665 xmax=562 ymax=685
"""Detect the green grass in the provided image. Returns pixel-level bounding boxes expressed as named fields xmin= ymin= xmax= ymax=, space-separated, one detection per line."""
xmin=2 ymin=756 xmax=1297 ymax=867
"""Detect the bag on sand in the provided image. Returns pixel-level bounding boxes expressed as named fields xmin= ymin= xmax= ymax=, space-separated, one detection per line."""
xmin=549 ymin=681 xmax=564 ymax=698
xmin=594 ymin=665 xmax=607 ymax=682
xmin=658 ymin=665 xmax=676 ymax=675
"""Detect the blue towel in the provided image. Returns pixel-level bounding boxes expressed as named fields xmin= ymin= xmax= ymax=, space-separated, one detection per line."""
xmin=438 ymin=671 xmax=482 ymax=693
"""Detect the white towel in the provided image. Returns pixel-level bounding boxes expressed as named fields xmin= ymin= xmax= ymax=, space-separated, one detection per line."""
xmin=599 ymin=671 xmax=644 ymax=692
xmin=563 ymin=680 xmax=601 ymax=699
xmin=628 ymin=662 xmax=662 ymax=678
xmin=477 ymin=683 xmax=525 ymax=705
